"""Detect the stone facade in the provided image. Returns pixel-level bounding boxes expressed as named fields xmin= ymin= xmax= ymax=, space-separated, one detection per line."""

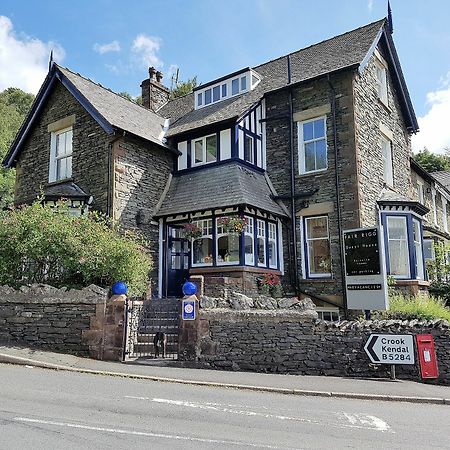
xmin=0 ymin=284 xmax=107 ymax=355
xmin=15 ymin=83 xmax=111 ymax=212
xmin=185 ymin=308 xmax=450 ymax=385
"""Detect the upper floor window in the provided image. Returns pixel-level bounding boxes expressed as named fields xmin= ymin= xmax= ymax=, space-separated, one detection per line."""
xmin=193 ymin=134 xmax=217 ymax=166
xmin=443 ymin=198 xmax=448 ymax=233
xmin=381 ymin=135 xmax=393 ymax=186
xmin=49 ymin=127 xmax=73 ymax=182
xmin=298 ymin=117 xmax=327 ymax=174
xmin=375 ymin=59 xmax=388 ymax=105
xmin=304 ymin=215 xmax=331 ymax=278
xmin=244 ymin=134 xmax=254 ymax=164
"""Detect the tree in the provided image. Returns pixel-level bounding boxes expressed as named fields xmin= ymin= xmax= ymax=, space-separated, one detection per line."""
xmin=413 ymin=148 xmax=450 ymax=173
xmin=0 ymin=88 xmax=35 ymax=209
xmin=170 ymin=77 xmax=197 ymax=99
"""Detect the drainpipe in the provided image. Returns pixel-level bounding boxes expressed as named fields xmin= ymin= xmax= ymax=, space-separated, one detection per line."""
xmin=327 ymin=74 xmax=348 ymax=317
xmin=287 ymin=55 xmax=299 ymax=295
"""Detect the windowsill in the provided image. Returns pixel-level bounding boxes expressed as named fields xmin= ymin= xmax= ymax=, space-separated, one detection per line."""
xmin=46 ymin=177 xmax=74 ymax=187
xmin=377 ymin=98 xmax=392 ymax=113
xmin=394 ymin=279 xmax=430 ymax=287
xmin=190 ymin=266 xmax=282 ymax=275
xmin=298 ymin=168 xmax=327 ymax=177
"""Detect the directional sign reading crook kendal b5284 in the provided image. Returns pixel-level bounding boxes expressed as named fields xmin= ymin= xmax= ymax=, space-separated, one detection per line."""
xmin=364 ymin=334 xmax=415 ymax=365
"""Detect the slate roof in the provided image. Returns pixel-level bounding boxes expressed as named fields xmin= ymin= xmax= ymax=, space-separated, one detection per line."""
xmin=160 ymin=19 xmax=386 ymax=137
xmin=377 ymin=188 xmax=429 ymax=216
xmin=431 ymin=171 xmax=450 ymax=190
xmin=57 ymin=65 xmax=168 ymax=147
xmin=44 ymin=181 xmax=90 ymax=199
xmin=156 ymin=163 xmax=288 ymax=217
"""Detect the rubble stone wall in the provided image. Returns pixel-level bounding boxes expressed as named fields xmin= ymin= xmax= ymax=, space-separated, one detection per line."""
xmin=0 ymin=284 xmax=107 ymax=356
xmin=191 ymin=309 xmax=450 ymax=385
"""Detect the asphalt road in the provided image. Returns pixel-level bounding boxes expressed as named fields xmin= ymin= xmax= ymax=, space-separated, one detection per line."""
xmin=0 ymin=364 xmax=449 ymax=449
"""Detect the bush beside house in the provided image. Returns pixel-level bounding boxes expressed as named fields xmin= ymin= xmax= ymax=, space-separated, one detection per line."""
xmin=0 ymin=201 xmax=151 ymax=296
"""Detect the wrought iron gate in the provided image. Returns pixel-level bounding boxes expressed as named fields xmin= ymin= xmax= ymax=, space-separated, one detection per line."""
xmin=123 ymin=298 xmax=180 ymax=360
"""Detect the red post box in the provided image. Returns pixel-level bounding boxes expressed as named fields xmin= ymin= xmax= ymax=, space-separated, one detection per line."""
xmin=416 ymin=334 xmax=439 ymax=379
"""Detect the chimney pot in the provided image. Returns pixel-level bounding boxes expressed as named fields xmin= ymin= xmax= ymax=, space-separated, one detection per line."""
xmin=156 ymin=71 xmax=163 ymax=83
xmin=149 ymin=67 xmax=157 ymax=80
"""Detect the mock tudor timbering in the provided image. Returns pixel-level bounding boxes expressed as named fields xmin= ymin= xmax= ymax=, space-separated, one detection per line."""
xmin=5 ymin=17 xmax=450 ymax=311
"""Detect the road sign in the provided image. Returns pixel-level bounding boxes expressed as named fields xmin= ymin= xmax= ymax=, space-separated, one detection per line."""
xmin=343 ymin=227 xmax=388 ymax=310
xmin=182 ymin=299 xmax=196 ymax=321
xmin=364 ymin=334 xmax=415 ymax=365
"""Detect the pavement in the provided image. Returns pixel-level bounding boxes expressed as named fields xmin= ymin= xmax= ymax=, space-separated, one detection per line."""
xmin=1 ymin=344 xmax=449 ymax=406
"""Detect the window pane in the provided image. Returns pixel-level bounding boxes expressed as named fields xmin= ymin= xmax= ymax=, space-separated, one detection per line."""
xmin=245 ymin=235 xmax=254 ymax=265
xmin=193 ymin=238 xmax=213 ymax=264
xmin=66 ymin=156 xmax=72 ymax=178
xmin=244 ymin=135 xmax=253 ymax=163
xmin=56 ymin=133 xmax=65 ymax=157
xmin=308 ymin=239 xmax=331 ymax=274
xmin=269 ymin=240 xmax=277 ymax=268
xmin=213 ymin=86 xmax=220 ymax=102
xmin=170 ymin=255 xmax=181 ymax=270
xmin=303 ymin=122 xmax=314 ymax=141
xmin=206 ymin=135 xmax=217 ymax=162
xmin=197 ymin=93 xmax=203 ymax=106
xmin=307 ymin=217 xmax=328 ymax=239
xmin=315 ymin=139 xmax=327 ymax=170
xmin=221 ymin=84 xmax=227 ymax=97
xmin=232 ymin=79 xmax=239 ymax=95
xmin=387 ymin=217 xmax=407 ymax=240
xmin=388 ymin=240 xmax=409 ymax=276
xmin=257 ymin=237 xmax=265 ymax=265
xmin=217 ymin=235 xmax=239 ymax=263
xmin=194 ymin=140 xmax=203 ymax=164
xmin=66 ymin=130 xmax=73 ymax=154
xmin=56 ymin=158 xmax=66 ymax=180
xmin=241 ymin=76 xmax=247 ymax=91
xmin=423 ymin=240 xmax=434 ymax=260
xmin=304 ymin=142 xmax=315 ymax=172
xmin=205 ymin=89 xmax=212 ymax=104
xmin=313 ymin=119 xmax=325 ymax=139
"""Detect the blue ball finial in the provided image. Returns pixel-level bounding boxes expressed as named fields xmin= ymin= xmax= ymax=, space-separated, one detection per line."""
xmin=112 ymin=281 xmax=128 ymax=295
xmin=182 ymin=281 xmax=197 ymax=296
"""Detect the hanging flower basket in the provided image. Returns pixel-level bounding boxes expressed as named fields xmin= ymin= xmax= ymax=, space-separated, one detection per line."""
xmin=182 ymin=222 xmax=202 ymax=240
xmin=217 ymin=216 xmax=248 ymax=235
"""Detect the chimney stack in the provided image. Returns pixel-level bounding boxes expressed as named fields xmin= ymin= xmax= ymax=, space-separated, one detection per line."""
xmin=140 ymin=66 xmax=169 ymax=112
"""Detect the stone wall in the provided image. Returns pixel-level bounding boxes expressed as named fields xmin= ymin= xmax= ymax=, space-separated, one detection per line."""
xmin=15 ymin=82 xmax=111 ymax=212
xmin=187 ymin=308 xmax=450 ymax=385
xmin=0 ymin=284 xmax=107 ymax=355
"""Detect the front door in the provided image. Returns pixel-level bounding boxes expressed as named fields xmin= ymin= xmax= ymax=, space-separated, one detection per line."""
xmin=166 ymin=225 xmax=190 ymax=297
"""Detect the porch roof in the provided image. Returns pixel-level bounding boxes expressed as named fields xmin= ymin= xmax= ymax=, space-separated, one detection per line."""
xmin=155 ymin=163 xmax=288 ymax=218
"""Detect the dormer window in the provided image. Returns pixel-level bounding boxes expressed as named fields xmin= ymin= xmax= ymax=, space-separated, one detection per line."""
xmin=194 ymin=69 xmax=261 ymax=109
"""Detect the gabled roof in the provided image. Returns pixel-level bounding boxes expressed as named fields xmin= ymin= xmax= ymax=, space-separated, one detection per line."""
xmin=430 ymin=171 xmax=450 ymax=191
xmin=160 ymin=18 xmax=418 ymax=137
xmin=155 ymin=162 xmax=288 ymax=217
xmin=3 ymin=64 xmax=175 ymax=168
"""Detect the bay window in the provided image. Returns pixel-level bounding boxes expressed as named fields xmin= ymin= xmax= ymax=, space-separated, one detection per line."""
xmin=244 ymin=216 xmax=254 ymax=265
xmin=216 ymin=218 xmax=240 ymax=265
xmin=298 ymin=117 xmax=327 ymax=174
xmin=257 ymin=219 xmax=266 ymax=266
xmin=192 ymin=219 xmax=213 ymax=266
xmin=412 ymin=218 xmax=424 ymax=280
xmin=268 ymin=222 xmax=278 ymax=269
xmin=304 ymin=216 xmax=331 ymax=278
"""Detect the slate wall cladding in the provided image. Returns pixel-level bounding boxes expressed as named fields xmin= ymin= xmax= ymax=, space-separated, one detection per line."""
xmin=0 ymin=284 xmax=107 ymax=355
xmin=192 ymin=309 xmax=450 ymax=385
xmin=354 ymin=48 xmax=413 ymax=227
xmin=14 ymin=82 xmax=110 ymax=212
xmin=113 ymin=138 xmax=174 ymax=291
xmin=265 ymin=72 xmax=359 ymax=304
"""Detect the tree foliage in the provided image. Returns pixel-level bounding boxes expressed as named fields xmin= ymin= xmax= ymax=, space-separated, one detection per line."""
xmin=0 ymin=88 xmax=35 ymax=209
xmin=0 ymin=201 xmax=152 ymax=296
xmin=170 ymin=77 xmax=198 ymax=99
xmin=413 ymin=147 xmax=450 ymax=173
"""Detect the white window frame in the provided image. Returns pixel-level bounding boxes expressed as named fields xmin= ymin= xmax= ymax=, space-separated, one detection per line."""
xmin=423 ymin=238 xmax=435 ymax=261
xmin=244 ymin=134 xmax=254 ymax=164
xmin=304 ymin=215 xmax=331 ymax=278
xmin=49 ymin=126 xmax=73 ymax=182
xmin=381 ymin=134 xmax=393 ymax=187
xmin=268 ymin=222 xmax=278 ymax=269
xmin=244 ymin=216 xmax=254 ymax=265
xmin=386 ymin=215 xmax=410 ymax=279
xmin=191 ymin=219 xmax=213 ymax=267
xmin=316 ymin=307 xmax=340 ymax=322
xmin=256 ymin=219 xmax=266 ymax=267
xmin=412 ymin=218 xmax=425 ymax=280
xmin=216 ymin=218 xmax=240 ymax=266
xmin=192 ymin=134 xmax=217 ymax=167
xmin=375 ymin=59 xmax=388 ymax=105
xmin=298 ymin=116 xmax=328 ymax=175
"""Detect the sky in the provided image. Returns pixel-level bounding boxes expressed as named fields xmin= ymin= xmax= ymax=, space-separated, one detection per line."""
xmin=1 ymin=0 xmax=449 ymax=153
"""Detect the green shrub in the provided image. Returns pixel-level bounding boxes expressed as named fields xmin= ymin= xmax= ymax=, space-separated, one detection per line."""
xmin=375 ymin=293 xmax=450 ymax=322
xmin=428 ymin=281 xmax=450 ymax=307
xmin=0 ymin=201 xmax=151 ymax=296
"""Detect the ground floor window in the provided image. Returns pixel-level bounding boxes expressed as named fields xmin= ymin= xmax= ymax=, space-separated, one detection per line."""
xmin=268 ymin=222 xmax=277 ymax=269
xmin=304 ymin=215 xmax=331 ymax=278
xmin=216 ymin=219 xmax=240 ymax=265
xmin=383 ymin=213 xmax=425 ymax=280
xmin=423 ymin=239 xmax=435 ymax=261
xmin=192 ymin=219 xmax=213 ymax=266
xmin=244 ymin=216 xmax=255 ymax=265
xmin=257 ymin=219 xmax=266 ymax=266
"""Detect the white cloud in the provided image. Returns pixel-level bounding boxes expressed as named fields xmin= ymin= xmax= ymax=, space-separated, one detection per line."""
xmin=368 ymin=0 xmax=374 ymax=12
xmin=93 ymin=40 xmax=121 ymax=54
xmin=131 ymin=34 xmax=163 ymax=69
xmin=412 ymin=71 xmax=450 ymax=154
xmin=0 ymin=16 xmax=65 ymax=94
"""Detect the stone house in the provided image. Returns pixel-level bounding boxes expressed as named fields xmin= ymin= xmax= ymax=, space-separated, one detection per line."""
xmin=2 ymin=17 xmax=439 ymax=316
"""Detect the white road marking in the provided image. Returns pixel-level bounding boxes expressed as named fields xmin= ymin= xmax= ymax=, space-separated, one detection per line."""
xmin=13 ymin=417 xmax=286 ymax=449
xmin=125 ymin=396 xmax=393 ymax=432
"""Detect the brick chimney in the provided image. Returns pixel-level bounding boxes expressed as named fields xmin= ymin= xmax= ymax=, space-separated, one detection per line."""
xmin=140 ymin=67 xmax=170 ymax=112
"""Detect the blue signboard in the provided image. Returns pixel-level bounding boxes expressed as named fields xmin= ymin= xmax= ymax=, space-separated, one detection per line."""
xmin=182 ymin=300 xmax=196 ymax=321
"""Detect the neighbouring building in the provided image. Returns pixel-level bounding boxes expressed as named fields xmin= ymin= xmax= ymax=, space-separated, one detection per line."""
xmin=4 ymin=16 xmax=450 ymax=317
